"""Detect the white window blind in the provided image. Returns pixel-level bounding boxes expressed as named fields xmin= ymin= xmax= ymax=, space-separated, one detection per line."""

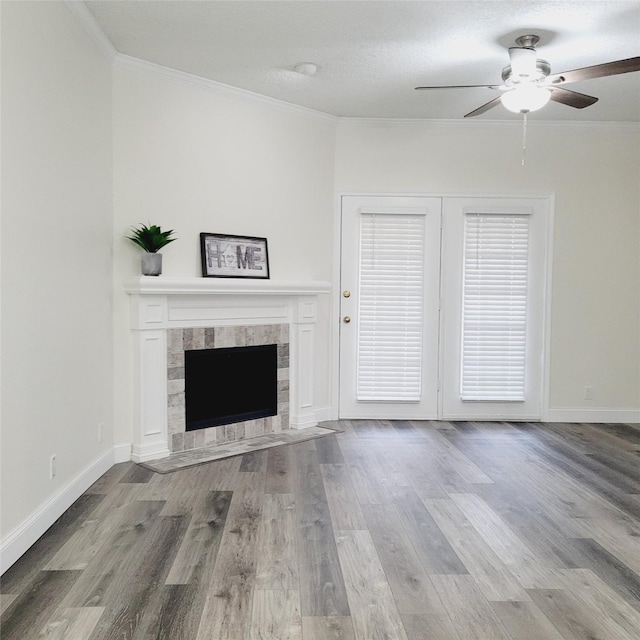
xmin=357 ymin=213 xmax=425 ymax=401
xmin=461 ymin=213 xmax=530 ymax=401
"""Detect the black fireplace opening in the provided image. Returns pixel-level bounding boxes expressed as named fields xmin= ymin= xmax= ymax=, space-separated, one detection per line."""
xmin=185 ymin=343 xmax=278 ymax=432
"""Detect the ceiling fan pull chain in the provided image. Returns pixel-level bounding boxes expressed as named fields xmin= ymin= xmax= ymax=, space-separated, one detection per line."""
xmin=521 ymin=111 xmax=528 ymax=167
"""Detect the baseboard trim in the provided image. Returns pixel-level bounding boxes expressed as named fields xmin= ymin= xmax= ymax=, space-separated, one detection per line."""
xmin=114 ymin=442 xmax=132 ymax=463
xmin=544 ymin=408 xmax=640 ymax=423
xmin=314 ymin=406 xmax=333 ymax=423
xmin=0 ymin=447 xmax=115 ymax=575
xmin=130 ymin=444 xmax=170 ymax=464
xmin=289 ymin=412 xmax=319 ymax=430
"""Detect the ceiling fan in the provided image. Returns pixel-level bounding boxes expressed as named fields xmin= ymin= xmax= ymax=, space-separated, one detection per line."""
xmin=415 ymin=35 xmax=640 ymax=117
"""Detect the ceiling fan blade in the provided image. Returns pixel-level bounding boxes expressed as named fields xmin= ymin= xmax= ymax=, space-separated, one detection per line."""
xmin=548 ymin=87 xmax=599 ymax=109
xmin=415 ymin=84 xmax=502 ymax=90
xmin=464 ymin=96 xmax=503 ymax=118
xmin=547 ymin=56 xmax=640 ymax=85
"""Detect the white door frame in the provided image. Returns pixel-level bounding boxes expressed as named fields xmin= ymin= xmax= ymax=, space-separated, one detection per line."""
xmin=330 ymin=191 xmax=555 ymax=422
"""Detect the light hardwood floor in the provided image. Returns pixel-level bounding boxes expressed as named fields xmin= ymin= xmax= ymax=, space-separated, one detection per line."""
xmin=2 ymin=420 xmax=640 ymax=639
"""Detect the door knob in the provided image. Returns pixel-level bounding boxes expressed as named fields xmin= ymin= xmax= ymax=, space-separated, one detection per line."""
xmin=343 ymin=316 xmax=351 ymax=323
xmin=343 ymin=290 xmax=351 ymax=298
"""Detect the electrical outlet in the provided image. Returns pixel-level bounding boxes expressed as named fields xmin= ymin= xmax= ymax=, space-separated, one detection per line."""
xmin=584 ymin=386 xmax=593 ymax=400
xmin=50 ymin=454 xmax=56 ymax=480
xmin=98 ymin=423 xmax=104 ymax=443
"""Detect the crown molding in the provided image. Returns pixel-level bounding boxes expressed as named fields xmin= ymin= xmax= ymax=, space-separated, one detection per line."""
xmin=64 ymin=1 xmax=117 ymax=62
xmin=66 ymin=1 xmax=334 ymax=123
xmin=113 ymin=54 xmax=338 ymax=124
xmin=338 ymin=117 xmax=640 ymax=131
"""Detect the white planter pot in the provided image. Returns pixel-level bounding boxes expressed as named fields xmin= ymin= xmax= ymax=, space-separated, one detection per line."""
xmin=141 ymin=253 xmax=162 ymax=276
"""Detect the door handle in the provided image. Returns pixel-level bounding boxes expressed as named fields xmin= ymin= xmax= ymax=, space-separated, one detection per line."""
xmin=343 ymin=316 xmax=351 ymax=324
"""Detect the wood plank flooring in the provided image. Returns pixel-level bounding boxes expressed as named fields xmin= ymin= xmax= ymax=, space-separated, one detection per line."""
xmin=2 ymin=420 xmax=640 ymax=639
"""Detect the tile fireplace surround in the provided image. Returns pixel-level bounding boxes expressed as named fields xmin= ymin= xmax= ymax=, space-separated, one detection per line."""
xmin=125 ymin=277 xmax=331 ymax=463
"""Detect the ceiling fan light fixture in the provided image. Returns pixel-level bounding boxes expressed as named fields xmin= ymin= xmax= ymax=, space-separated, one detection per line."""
xmin=501 ymin=86 xmax=551 ymax=113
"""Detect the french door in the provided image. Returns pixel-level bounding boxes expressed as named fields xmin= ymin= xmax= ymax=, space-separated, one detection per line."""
xmin=338 ymin=195 xmax=549 ymax=421
xmin=339 ymin=196 xmax=442 ymax=419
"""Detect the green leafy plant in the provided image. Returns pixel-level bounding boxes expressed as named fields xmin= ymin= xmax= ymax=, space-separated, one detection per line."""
xmin=126 ymin=224 xmax=177 ymax=253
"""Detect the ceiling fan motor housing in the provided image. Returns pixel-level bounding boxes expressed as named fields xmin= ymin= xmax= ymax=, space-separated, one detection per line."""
xmin=502 ymin=59 xmax=551 ymax=85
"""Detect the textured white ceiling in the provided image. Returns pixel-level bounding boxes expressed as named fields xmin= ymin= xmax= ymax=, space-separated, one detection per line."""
xmin=85 ymin=0 xmax=640 ymax=121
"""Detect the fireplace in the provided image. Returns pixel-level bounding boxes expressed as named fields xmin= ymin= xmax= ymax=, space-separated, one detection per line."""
xmin=185 ymin=344 xmax=278 ymax=431
xmin=125 ymin=277 xmax=329 ymax=463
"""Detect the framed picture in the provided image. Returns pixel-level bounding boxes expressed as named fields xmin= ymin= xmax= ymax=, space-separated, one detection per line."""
xmin=200 ymin=233 xmax=270 ymax=279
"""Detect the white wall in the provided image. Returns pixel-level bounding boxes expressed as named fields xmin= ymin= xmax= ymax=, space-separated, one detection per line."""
xmin=1 ymin=1 xmax=113 ymax=562
xmin=112 ymin=64 xmax=337 ymax=445
xmin=334 ymin=120 xmax=640 ymax=416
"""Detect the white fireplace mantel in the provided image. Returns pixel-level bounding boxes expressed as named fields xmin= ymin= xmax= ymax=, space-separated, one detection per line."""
xmin=124 ymin=276 xmax=332 ymax=297
xmin=125 ymin=276 xmax=331 ymax=462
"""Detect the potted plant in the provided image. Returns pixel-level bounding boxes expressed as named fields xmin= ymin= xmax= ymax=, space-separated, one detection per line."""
xmin=126 ymin=224 xmax=177 ymax=276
